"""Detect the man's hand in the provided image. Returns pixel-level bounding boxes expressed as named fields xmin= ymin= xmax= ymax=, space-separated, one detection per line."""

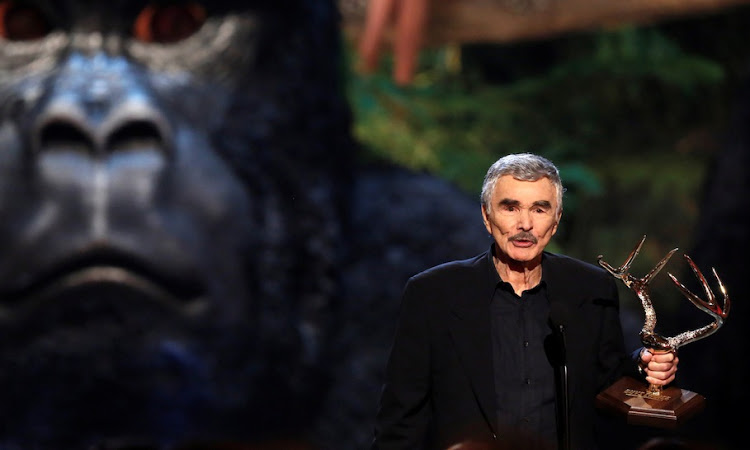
xmin=640 ymin=348 xmax=679 ymax=386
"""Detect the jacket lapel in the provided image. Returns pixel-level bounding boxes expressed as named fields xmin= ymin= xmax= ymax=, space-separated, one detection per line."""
xmin=448 ymin=253 xmax=497 ymax=434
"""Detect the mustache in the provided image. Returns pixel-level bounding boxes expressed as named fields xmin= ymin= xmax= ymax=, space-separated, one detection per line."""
xmin=509 ymin=232 xmax=538 ymax=244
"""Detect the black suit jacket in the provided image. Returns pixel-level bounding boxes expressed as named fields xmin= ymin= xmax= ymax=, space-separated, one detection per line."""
xmin=372 ymin=248 xmax=639 ymax=450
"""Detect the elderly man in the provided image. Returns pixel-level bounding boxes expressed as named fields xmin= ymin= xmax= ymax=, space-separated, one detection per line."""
xmin=371 ymin=153 xmax=677 ymax=449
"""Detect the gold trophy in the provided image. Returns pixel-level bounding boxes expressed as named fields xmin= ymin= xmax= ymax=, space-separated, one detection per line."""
xmin=595 ymin=235 xmax=730 ymax=428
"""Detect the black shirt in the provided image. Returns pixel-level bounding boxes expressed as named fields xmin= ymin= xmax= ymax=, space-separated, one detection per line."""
xmin=489 ymin=252 xmax=557 ymax=448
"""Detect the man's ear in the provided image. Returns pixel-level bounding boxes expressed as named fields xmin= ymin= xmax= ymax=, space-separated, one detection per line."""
xmin=481 ymin=204 xmax=491 ymax=232
xmin=552 ymin=209 xmax=563 ymax=235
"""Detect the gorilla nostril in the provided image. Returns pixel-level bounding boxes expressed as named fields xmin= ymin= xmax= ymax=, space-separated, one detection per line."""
xmin=39 ymin=120 xmax=95 ymax=154
xmin=106 ymin=120 xmax=165 ymax=153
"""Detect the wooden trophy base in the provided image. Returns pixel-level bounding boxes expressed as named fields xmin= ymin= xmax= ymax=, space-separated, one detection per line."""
xmin=596 ymin=376 xmax=706 ymax=429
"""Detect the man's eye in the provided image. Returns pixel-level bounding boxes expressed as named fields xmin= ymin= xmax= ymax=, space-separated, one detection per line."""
xmin=133 ymin=2 xmax=206 ymax=44
xmin=0 ymin=1 xmax=52 ymax=41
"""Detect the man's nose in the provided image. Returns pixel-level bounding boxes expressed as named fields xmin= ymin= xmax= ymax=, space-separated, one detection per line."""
xmin=517 ymin=210 xmax=532 ymax=230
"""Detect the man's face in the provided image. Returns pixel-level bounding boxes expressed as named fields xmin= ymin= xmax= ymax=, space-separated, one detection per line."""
xmin=482 ymin=175 xmax=561 ymax=265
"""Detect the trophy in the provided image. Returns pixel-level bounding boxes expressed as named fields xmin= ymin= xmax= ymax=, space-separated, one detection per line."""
xmin=595 ymin=235 xmax=730 ymax=429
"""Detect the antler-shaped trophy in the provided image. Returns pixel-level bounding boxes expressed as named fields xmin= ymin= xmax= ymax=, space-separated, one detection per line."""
xmin=594 ymin=235 xmax=730 ymax=428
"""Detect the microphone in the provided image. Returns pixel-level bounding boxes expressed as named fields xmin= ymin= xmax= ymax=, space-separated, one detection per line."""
xmin=548 ymin=302 xmax=571 ymax=365
xmin=548 ymin=302 xmax=571 ymax=450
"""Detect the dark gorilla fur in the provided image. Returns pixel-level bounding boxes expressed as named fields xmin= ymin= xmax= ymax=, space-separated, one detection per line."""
xmin=0 ymin=0 xmax=488 ymax=448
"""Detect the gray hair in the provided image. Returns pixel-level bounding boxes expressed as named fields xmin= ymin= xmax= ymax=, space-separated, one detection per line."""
xmin=480 ymin=153 xmax=564 ymax=215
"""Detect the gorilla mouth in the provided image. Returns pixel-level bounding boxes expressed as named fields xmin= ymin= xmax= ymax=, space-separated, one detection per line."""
xmin=0 ymin=250 xmax=207 ymax=318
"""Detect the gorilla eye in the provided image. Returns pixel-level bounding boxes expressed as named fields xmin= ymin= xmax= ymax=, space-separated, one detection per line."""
xmin=133 ymin=2 xmax=206 ymax=43
xmin=0 ymin=1 xmax=52 ymax=41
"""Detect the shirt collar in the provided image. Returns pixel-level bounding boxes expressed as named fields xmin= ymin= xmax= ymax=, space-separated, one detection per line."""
xmin=486 ymin=243 xmax=549 ymax=290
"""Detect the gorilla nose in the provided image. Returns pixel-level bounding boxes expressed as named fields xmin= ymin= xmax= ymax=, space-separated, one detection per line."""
xmin=33 ymin=99 xmax=172 ymax=158
xmin=27 ymin=50 xmax=173 ymax=157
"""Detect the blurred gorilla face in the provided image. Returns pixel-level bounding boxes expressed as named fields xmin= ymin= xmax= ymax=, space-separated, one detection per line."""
xmin=0 ymin=0 xmax=348 ymax=444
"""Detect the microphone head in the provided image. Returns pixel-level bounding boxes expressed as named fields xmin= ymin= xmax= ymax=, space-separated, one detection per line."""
xmin=547 ymin=302 xmax=570 ymax=365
